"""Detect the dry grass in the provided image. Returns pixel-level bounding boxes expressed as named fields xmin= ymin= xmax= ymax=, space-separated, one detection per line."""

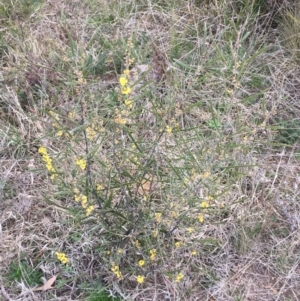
xmin=1 ymin=0 xmax=300 ymax=300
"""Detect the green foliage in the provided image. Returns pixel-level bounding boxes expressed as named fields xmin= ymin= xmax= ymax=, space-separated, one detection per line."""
xmin=275 ymin=119 xmax=300 ymax=145
xmin=83 ymin=53 xmax=107 ymax=76
xmin=233 ymin=0 xmax=269 ymax=15
xmin=88 ymin=289 xmax=121 ymax=301
xmin=207 ymin=117 xmax=222 ymax=131
xmin=0 ymin=0 xmax=44 ymax=21
xmin=6 ymin=260 xmax=43 ymax=287
xmin=279 ymin=4 xmax=300 ymax=62
xmin=35 ymin=26 xmax=258 ymax=289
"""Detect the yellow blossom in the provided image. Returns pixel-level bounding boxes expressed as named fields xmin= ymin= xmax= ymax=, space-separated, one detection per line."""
xmin=86 ymin=127 xmax=97 ymax=140
xmin=198 ymin=213 xmax=204 ymax=223
xmin=76 ymin=158 xmax=87 ymax=170
xmin=133 ymin=156 xmax=140 ymax=164
xmin=117 ymin=248 xmax=123 ymax=254
xmin=38 ymin=146 xmax=56 ymax=179
xmin=68 ymin=111 xmax=75 ymax=119
xmin=200 ymin=171 xmax=210 ymax=179
xmin=188 ymin=227 xmax=194 ymax=234
xmin=152 ymin=229 xmax=158 ymax=238
xmin=122 ymin=86 xmax=131 ymax=95
xmin=149 ymin=249 xmax=157 ymax=261
xmin=201 ymin=201 xmax=209 ymax=208
xmin=124 ymin=99 xmax=133 ymax=109
xmin=81 ymin=195 xmax=88 ymax=205
xmin=123 ymin=69 xmax=130 ymax=76
xmin=138 ymin=260 xmax=145 ymax=267
xmin=137 ymin=275 xmax=145 ymax=284
xmin=119 ymin=76 xmax=128 ymax=86
xmin=166 ymin=125 xmax=172 ymax=134
xmin=78 ymin=77 xmax=87 ymax=85
xmin=175 ymin=272 xmax=184 ymax=282
xmin=135 ymin=240 xmax=141 ymax=248
xmin=171 ymin=211 xmax=178 ymax=218
xmin=114 ymin=116 xmax=126 ymax=124
xmin=86 ymin=205 xmax=95 ymax=216
xmin=175 ymin=242 xmax=181 ymax=248
xmin=191 ymin=250 xmax=197 ymax=255
xmin=75 ymin=194 xmax=81 ymax=202
xmin=111 ymin=263 xmax=122 ymax=279
xmin=38 ymin=146 xmax=47 ymax=155
xmin=227 ymin=88 xmax=233 ymax=95
xmin=56 ymin=130 xmax=63 ymax=137
xmin=155 ymin=212 xmax=162 ymax=223
xmin=55 ymin=251 xmax=69 ymax=264
xmin=45 ymin=161 xmax=54 ymax=172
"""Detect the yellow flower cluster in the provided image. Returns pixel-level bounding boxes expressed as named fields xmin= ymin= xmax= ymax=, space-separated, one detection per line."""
xmin=201 ymin=201 xmax=209 ymax=208
xmin=136 ymin=275 xmax=145 ymax=284
xmin=114 ymin=38 xmax=136 ymax=125
xmin=119 ymin=73 xmax=131 ymax=95
xmin=188 ymin=227 xmax=194 ymax=234
xmin=114 ymin=71 xmax=132 ymax=125
xmin=152 ymin=229 xmax=158 ymax=238
xmin=175 ymin=272 xmax=184 ymax=282
xmin=68 ymin=111 xmax=75 ymax=119
xmin=124 ymin=98 xmax=133 ymax=109
xmin=125 ymin=37 xmax=134 ymax=67
xmin=75 ymin=158 xmax=87 ymax=170
xmin=149 ymin=249 xmax=157 ymax=261
xmin=74 ymin=190 xmax=95 ymax=216
xmin=86 ymin=126 xmax=97 ymax=141
xmin=114 ymin=108 xmax=130 ymax=125
xmin=200 ymin=170 xmax=210 ymax=179
xmin=198 ymin=213 xmax=204 ymax=223
xmin=138 ymin=259 xmax=145 ymax=267
xmin=119 ymin=75 xmax=128 ymax=86
xmin=114 ymin=115 xmax=127 ymax=125
xmin=155 ymin=212 xmax=162 ymax=223
xmin=135 ymin=240 xmax=141 ymax=248
xmin=121 ymin=86 xmax=131 ymax=95
xmin=123 ymin=69 xmax=130 ymax=76
xmin=86 ymin=205 xmax=95 ymax=216
xmin=166 ymin=125 xmax=172 ymax=134
xmin=197 ymin=196 xmax=212 ymax=223
xmin=205 ymin=195 xmax=213 ymax=202
xmin=111 ymin=263 xmax=122 ymax=279
xmin=38 ymin=146 xmax=56 ymax=180
xmin=96 ymin=184 xmax=102 ymax=192
xmin=55 ymin=251 xmax=69 ymax=264
xmin=74 ymin=193 xmax=87 ymax=205
xmin=74 ymin=69 xmax=87 ymax=86
xmin=56 ymin=130 xmax=63 ymax=137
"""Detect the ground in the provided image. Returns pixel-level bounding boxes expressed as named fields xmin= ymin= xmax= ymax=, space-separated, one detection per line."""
xmin=1 ymin=0 xmax=300 ymax=300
